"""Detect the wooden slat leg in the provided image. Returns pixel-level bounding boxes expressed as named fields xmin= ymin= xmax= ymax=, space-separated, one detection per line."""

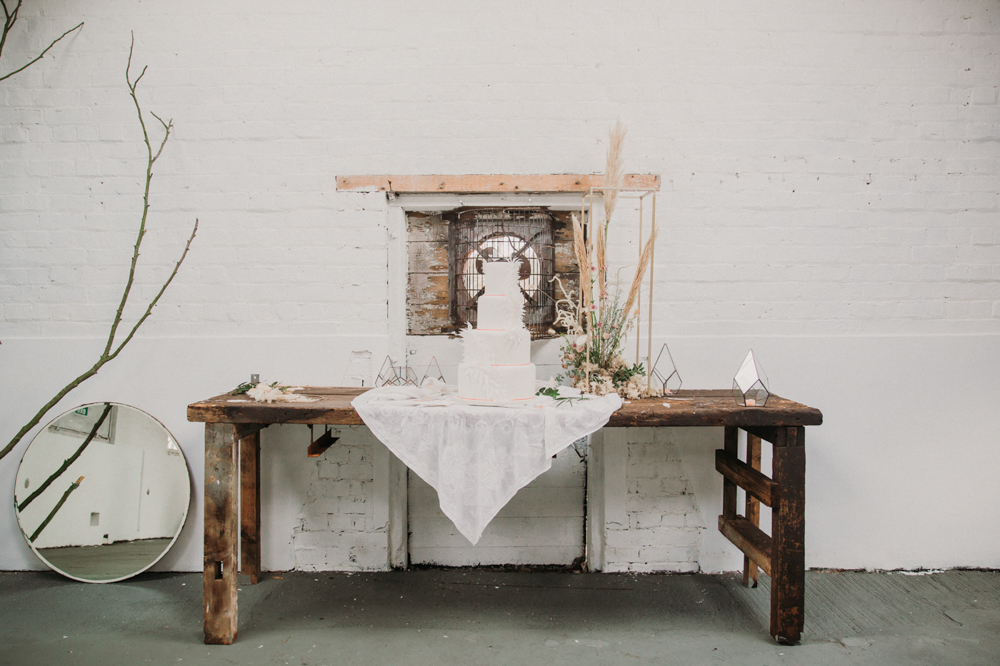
xmin=769 ymin=427 xmax=805 ymax=645
xmin=722 ymin=426 xmax=738 ymax=520
xmin=240 ymin=431 xmax=262 ymax=584
xmin=204 ymin=423 xmax=239 ymax=645
xmin=743 ymin=432 xmax=762 ymax=588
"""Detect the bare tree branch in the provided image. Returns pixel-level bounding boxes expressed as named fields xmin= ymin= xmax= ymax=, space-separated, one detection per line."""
xmin=0 ymin=0 xmax=82 ymax=83
xmin=29 ymin=477 xmax=84 ymax=543
xmin=0 ymin=37 xmax=198 ymax=462
xmin=17 ymin=403 xmax=112 ymax=512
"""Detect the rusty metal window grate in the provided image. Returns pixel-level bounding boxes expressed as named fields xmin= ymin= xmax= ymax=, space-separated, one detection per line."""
xmin=449 ymin=208 xmax=555 ymax=336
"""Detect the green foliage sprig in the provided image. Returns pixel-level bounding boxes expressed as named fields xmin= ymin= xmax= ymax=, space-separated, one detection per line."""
xmin=231 ymin=381 xmax=277 ymax=396
xmin=534 ymin=386 xmax=585 ymax=407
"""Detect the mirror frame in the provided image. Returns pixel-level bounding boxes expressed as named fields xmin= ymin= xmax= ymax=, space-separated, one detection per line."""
xmin=14 ymin=402 xmax=192 ymax=583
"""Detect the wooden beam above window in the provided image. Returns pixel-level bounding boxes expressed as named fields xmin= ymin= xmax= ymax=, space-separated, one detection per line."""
xmin=336 ymin=173 xmax=660 ymax=194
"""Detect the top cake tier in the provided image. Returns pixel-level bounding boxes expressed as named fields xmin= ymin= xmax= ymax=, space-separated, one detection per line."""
xmin=478 ymin=262 xmax=525 ymax=331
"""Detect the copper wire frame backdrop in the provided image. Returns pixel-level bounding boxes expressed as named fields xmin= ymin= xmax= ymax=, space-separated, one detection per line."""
xmin=449 ymin=208 xmax=556 ymax=336
xmin=581 ymin=187 xmax=658 ymax=391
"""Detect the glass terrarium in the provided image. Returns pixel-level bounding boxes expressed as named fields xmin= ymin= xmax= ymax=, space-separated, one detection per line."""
xmin=376 ymin=356 xmax=419 ymax=387
xmin=420 ymin=357 xmax=446 ymax=385
xmin=648 ymin=344 xmax=682 ymax=394
xmin=733 ymin=350 xmax=769 ymax=407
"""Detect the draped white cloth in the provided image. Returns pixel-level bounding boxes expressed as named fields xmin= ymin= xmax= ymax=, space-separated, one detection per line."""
xmin=352 ymin=381 xmax=622 ymax=544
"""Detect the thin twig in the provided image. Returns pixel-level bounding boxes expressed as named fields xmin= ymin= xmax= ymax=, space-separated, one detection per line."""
xmin=0 ymin=38 xmax=197 ymax=462
xmin=0 ymin=1 xmax=21 ymax=64
xmin=29 ymin=477 xmax=84 ymax=543
xmin=0 ymin=9 xmax=83 ymax=82
xmin=17 ymin=403 xmax=112 ymax=512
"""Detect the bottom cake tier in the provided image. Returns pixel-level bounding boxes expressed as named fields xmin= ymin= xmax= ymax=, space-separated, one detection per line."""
xmin=457 ymin=362 xmax=537 ymax=402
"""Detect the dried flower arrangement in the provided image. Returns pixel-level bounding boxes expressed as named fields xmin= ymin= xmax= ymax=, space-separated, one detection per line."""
xmin=550 ymin=122 xmax=659 ymax=400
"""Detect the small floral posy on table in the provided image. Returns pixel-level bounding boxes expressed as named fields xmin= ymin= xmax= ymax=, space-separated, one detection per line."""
xmin=231 ymin=381 xmax=317 ymax=403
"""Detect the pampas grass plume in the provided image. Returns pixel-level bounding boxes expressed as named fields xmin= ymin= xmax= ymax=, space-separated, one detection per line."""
xmin=603 ymin=120 xmax=626 ymax=223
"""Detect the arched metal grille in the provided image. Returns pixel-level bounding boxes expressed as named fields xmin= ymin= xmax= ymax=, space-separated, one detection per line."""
xmin=449 ymin=208 xmax=555 ymax=336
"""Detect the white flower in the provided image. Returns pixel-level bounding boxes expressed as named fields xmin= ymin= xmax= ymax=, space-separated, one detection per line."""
xmin=247 ymin=382 xmax=286 ymax=403
xmin=575 ymin=335 xmax=588 ymax=348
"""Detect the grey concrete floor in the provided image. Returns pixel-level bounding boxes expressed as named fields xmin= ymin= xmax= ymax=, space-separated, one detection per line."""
xmin=0 ymin=569 xmax=997 ymax=665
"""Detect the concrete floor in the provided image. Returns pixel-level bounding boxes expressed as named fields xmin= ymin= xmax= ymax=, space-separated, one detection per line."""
xmin=37 ymin=538 xmax=174 ymax=582
xmin=0 ymin=569 xmax=997 ymax=665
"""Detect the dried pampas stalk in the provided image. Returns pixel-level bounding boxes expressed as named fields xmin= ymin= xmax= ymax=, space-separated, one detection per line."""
xmin=572 ymin=213 xmax=591 ymax=314
xmin=594 ymin=220 xmax=607 ymax=305
xmin=603 ymin=119 xmax=626 ymax=224
xmin=622 ymin=222 xmax=658 ymax=320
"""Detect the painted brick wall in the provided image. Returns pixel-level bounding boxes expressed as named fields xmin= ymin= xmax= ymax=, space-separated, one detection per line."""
xmin=605 ymin=428 xmax=705 ymax=573
xmin=2 ymin=1 xmax=996 ymax=342
xmin=1 ymin=0 xmax=998 ymax=574
xmin=292 ymin=429 xmax=378 ymax=571
xmin=261 ymin=424 xmax=406 ymax=573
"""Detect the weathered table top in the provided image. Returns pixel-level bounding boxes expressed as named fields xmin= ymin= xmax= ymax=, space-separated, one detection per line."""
xmin=187 ymin=388 xmax=822 ymax=428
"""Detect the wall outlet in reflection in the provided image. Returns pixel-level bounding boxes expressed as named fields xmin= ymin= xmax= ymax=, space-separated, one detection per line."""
xmin=90 ymin=512 xmax=99 ymax=527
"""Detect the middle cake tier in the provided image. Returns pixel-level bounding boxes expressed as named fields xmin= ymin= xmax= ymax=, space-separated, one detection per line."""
xmin=461 ymin=328 xmax=531 ymax=365
xmin=457 ymin=361 xmax=536 ymax=402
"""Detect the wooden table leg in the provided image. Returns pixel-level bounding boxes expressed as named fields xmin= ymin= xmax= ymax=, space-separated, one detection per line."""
xmin=743 ymin=432 xmax=761 ymax=588
xmin=769 ymin=426 xmax=806 ymax=644
xmin=204 ymin=422 xmax=240 ymax=644
xmin=240 ymin=431 xmax=262 ymax=584
xmin=722 ymin=426 xmax=739 ymax=521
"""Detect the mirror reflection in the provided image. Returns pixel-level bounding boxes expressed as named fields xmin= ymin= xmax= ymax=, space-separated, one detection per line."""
xmin=14 ymin=402 xmax=191 ymax=583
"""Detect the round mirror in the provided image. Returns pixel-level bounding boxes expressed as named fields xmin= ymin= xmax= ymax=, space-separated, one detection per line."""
xmin=14 ymin=403 xmax=191 ymax=583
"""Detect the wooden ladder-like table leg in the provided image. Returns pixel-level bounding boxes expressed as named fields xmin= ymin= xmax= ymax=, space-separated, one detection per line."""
xmin=769 ymin=426 xmax=806 ymax=644
xmin=743 ymin=432 xmax=761 ymax=588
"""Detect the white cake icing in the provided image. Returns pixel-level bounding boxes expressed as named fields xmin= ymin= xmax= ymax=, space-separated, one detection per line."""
xmin=458 ymin=261 xmax=537 ymax=402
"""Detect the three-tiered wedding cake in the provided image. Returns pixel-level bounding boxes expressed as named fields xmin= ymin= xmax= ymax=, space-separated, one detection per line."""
xmin=457 ymin=261 xmax=536 ymax=402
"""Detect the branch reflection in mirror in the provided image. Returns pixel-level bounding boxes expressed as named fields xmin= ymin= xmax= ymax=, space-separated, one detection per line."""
xmin=14 ymin=403 xmax=191 ymax=583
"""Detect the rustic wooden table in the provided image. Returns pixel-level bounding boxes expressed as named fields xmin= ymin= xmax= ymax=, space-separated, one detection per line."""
xmin=188 ymin=388 xmax=822 ymax=645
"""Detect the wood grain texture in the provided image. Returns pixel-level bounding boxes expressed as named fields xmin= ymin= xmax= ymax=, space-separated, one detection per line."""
xmin=744 ymin=433 xmax=762 ymax=588
xmin=770 ymin=428 xmax=806 ymax=644
xmin=336 ymin=173 xmax=661 ymax=194
xmin=203 ymin=423 xmax=240 ymax=644
xmin=722 ymin=427 xmax=739 ymax=521
xmin=719 ymin=515 xmax=772 ymax=577
xmin=239 ymin=431 xmax=261 ymax=584
xmin=188 ymin=388 xmax=823 ymax=428
xmin=607 ymin=391 xmax=823 ymax=428
xmin=715 ymin=448 xmax=779 ymax=508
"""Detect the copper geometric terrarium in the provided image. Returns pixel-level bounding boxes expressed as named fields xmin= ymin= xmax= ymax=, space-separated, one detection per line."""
xmin=733 ymin=349 xmax=769 ymax=407
xmin=649 ymin=344 xmax=683 ymax=394
xmin=376 ymin=356 xmax=419 ymax=388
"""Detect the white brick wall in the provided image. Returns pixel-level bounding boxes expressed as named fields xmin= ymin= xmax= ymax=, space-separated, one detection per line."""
xmin=1 ymin=0 xmax=998 ymax=573
xmin=589 ymin=427 xmax=707 ymax=574
xmin=262 ymin=425 xmax=403 ymax=572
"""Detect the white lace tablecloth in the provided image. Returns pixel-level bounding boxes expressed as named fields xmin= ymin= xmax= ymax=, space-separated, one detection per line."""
xmin=352 ymin=382 xmax=622 ymax=545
